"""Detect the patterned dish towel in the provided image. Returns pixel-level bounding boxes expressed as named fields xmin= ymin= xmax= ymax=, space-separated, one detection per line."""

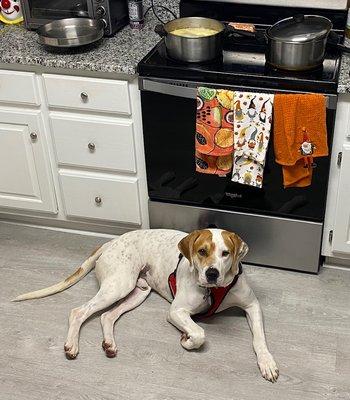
xmin=195 ymin=87 xmax=234 ymax=175
xmin=273 ymin=93 xmax=328 ymax=188
xmin=231 ymin=92 xmax=274 ymax=188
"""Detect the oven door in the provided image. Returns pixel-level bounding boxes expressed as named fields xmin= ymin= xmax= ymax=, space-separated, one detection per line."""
xmin=23 ymin=0 xmax=93 ymax=28
xmin=140 ymin=77 xmax=337 ymax=223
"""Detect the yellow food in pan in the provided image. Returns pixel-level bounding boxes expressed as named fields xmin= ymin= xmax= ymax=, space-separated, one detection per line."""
xmin=171 ymin=27 xmax=219 ymax=37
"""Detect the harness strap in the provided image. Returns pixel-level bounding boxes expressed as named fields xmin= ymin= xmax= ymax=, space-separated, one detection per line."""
xmin=168 ymin=254 xmax=243 ymax=319
xmin=168 ymin=253 xmax=183 ymax=299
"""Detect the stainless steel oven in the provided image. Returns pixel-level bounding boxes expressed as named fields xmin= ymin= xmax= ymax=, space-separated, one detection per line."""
xmin=139 ymin=76 xmax=337 ymax=273
xmin=138 ymin=0 xmax=345 ymax=273
xmin=21 ymin=0 xmax=128 ymax=36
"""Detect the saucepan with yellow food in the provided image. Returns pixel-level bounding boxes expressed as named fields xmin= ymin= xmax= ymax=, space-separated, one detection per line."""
xmin=154 ymin=17 xmax=227 ymax=63
xmin=155 ymin=17 xmax=255 ymax=63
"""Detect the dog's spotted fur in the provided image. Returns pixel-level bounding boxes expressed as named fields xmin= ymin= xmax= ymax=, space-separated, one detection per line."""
xmin=13 ymin=229 xmax=279 ymax=382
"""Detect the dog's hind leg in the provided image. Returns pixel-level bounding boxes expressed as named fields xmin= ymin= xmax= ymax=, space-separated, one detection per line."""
xmin=64 ymin=274 xmax=137 ymax=360
xmin=101 ymin=277 xmax=151 ymax=358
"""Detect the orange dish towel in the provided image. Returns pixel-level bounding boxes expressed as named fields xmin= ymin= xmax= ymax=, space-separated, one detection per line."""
xmin=273 ymin=93 xmax=328 ymax=188
xmin=195 ymin=87 xmax=234 ymax=175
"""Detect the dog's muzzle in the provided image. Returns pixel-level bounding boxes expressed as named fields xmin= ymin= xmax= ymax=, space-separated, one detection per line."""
xmin=205 ymin=267 xmax=219 ymax=284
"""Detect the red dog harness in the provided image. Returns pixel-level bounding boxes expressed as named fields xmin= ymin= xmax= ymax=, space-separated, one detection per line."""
xmin=168 ymin=254 xmax=243 ymax=319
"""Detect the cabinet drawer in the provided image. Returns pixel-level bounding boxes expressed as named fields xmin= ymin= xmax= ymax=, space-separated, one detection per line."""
xmin=0 ymin=71 xmax=40 ymax=106
xmin=60 ymin=172 xmax=141 ymax=224
xmin=43 ymin=74 xmax=131 ymax=115
xmin=51 ymin=115 xmax=136 ymax=173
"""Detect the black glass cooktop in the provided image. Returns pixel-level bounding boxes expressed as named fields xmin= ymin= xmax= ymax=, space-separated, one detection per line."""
xmin=138 ymin=35 xmax=341 ymax=94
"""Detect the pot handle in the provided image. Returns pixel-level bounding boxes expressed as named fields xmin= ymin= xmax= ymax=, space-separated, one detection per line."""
xmin=155 ymin=24 xmax=167 ymax=37
xmin=224 ymin=24 xmax=267 ymax=44
xmin=224 ymin=24 xmax=256 ymax=38
xmin=336 ymin=43 xmax=350 ymax=54
xmin=327 ymin=31 xmax=350 ymax=54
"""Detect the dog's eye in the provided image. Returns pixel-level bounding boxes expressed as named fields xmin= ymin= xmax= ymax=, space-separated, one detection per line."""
xmin=222 ymin=250 xmax=230 ymax=257
xmin=198 ymin=248 xmax=207 ymax=257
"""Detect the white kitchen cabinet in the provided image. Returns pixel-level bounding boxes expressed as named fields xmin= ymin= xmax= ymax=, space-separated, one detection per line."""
xmin=323 ymin=95 xmax=350 ymax=263
xmin=0 ymin=70 xmax=40 ymax=106
xmin=0 ymin=68 xmax=148 ymax=234
xmin=0 ymin=108 xmax=57 ymax=213
xmin=331 ymin=144 xmax=350 ymax=254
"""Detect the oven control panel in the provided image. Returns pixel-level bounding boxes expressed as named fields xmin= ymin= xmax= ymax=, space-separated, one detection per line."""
xmin=92 ymin=0 xmax=110 ymax=34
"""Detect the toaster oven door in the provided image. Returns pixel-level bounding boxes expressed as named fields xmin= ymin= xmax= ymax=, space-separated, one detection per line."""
xmin=23 ymin=0 xmax=93 ymax=28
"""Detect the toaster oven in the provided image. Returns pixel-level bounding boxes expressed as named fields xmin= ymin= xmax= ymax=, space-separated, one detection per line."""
xmin=21 ymin=0 xmax=129 ymax=36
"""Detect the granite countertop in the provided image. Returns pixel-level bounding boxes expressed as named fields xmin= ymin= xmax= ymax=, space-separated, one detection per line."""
xmin=0 ymin=0 xmax=179 ymax=75
xmin=0 ymin=16 xmax=161 ymax=75
xmin=338 ymin=54 xmax=350 ymax=94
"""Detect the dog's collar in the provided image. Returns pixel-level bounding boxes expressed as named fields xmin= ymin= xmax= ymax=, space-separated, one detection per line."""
xmin=177 ymin=252 xmax=184 ymax=266
xmin=169 ymin=254 xmax=243 ymax=319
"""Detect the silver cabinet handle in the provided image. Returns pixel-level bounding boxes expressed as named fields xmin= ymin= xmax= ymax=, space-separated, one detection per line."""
xmin=95 ymin=196 xmax=102 ymax=205
xmin=88 ymin=142 xmax=96 ymax=151
xmin=30 ymin=132 xmax=38 ymax=141
xmin=81 ymin=92 xmax=89 ymax=102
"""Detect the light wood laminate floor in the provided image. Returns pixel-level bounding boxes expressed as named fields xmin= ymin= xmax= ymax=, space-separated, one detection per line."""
xmin=1 ymin=222 xmax=350 ymax=400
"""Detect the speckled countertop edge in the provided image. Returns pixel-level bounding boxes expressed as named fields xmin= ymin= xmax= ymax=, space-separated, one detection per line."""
xmin=338 ymin=54 xmax=350 ymax=94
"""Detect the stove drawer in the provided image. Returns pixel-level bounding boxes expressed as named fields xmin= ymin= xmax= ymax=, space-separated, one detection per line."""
xmin=59 ymin=171 xmax=141 ymax=224
xmin=43 ymin=74 xmax=131 ymax=115
xmin=51 ymin=114 xmax=136 ymax=173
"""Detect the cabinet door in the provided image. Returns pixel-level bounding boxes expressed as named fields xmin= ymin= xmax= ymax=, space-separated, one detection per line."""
xmin=332 ymin=144 xmax=350 ymax=253
xmin=0 ymin=109 xmax=57 ymax=213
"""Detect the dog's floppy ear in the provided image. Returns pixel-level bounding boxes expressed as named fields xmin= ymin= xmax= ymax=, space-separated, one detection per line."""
xmin=178 ymin=230 xmax=202 ymax=263
xmin=222 ymin=231 xmax=249 ymax=261
xmin=237 ymin=236 xmax=249 ymax=260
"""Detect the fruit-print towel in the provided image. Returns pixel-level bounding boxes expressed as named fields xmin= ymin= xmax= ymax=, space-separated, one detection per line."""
xmin=231 ymin=92 xmax=274 ymax=188
xmin=195 ymin=87 xmax=234 ymax=175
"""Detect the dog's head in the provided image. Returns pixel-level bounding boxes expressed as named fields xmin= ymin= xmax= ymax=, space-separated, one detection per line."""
xmin=178 ymin=229 xmax=248 ymax=287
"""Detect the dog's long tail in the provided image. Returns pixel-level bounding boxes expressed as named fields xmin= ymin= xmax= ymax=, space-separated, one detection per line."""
xmin=11 ymin=242 xmax=111 ymax=302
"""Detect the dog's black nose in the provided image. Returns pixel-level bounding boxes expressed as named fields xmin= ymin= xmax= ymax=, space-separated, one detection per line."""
xmin=205 ymin=267 xmax=219 ymax=283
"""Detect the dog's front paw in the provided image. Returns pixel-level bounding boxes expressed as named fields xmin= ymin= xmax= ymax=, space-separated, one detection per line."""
xmin=64 ymin=342 xmax=79 ymax=360
xmin=180 ymin=330 xmax=205 ymax=350
xmin=102 ymin=340 xmax=118 ymax=358
xmin=257 ymin=352 xmax=279 ymax=383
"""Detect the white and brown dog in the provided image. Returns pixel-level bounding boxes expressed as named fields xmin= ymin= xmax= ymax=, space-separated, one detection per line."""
xmin=13 ymin=229 xmax=279 ymax=382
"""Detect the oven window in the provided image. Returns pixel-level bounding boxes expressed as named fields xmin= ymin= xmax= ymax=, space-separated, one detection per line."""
xmin=141 ymin=90 xmax=334 ymax=223
xmin=29 ymin=0 xmax=89 ymax=19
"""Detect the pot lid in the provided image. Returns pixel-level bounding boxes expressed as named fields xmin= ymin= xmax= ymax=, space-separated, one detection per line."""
xmin=268 ymin=15 xmax=332 ymax=43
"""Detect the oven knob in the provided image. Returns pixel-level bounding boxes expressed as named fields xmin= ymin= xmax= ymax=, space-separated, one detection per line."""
xmin=96 ymin=6 xmax=106 ymax=17
xmin=101 ymin=19 xmax=108 ymax=29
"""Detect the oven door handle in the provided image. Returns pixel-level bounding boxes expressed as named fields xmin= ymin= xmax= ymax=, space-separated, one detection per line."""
xmin=140 ymin=78 xmax=198 ymax=99
xmin=139 ymin=77 xmax=338 ymax=110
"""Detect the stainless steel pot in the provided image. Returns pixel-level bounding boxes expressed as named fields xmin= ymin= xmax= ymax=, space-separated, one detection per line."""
xmin=266 ymin=15 xmax=333 ymax=71
xmin=155 ymin=17 xmax=225 ymax=63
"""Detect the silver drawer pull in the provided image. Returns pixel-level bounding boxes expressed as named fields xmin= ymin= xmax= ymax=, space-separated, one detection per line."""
xmin=30 ymin=132 xmax=38 ymax=141
xmin=88 ymin=142 xmax=96 ymax=151
xmin=80 ymin=92 xmax=89 ymax=102
xmin=95 ymin=196 xmax=102 ymax=205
